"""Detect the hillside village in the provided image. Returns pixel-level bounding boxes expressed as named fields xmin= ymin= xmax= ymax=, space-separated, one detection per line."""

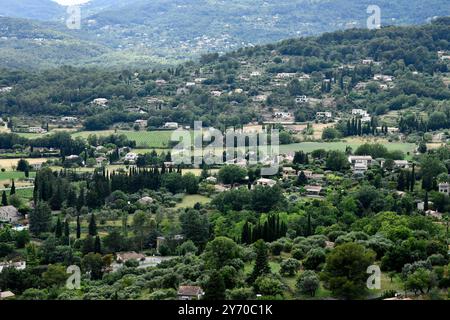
xmin=0 ymin=18 xmax=449 ymax=301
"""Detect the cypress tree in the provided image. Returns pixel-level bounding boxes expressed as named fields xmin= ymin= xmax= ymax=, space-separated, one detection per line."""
xmin=94 ymin=235 xmax=102 ymax=254
xmin=397 ymin=171 xmax=405 ymax=191
xmin=88 ymin=214 xmax=97 ymax=236
xmin=10 ymin=179 xmax=16 ymax=195
xmin=241 ymin=221 xmax=251 ymax=244
xmin=307 ymin=212 xmax=312 ymax=237
xmin=76 ymin=215 xmax=81 ymax=239
xmin=410 ymin=163 xmax=416 ymax=192
xmin=64 ymin=220 xmax=70 ymax=238
xmin=1 ymin=191 xmax=7 ymax=206
xmin=424 ymin=192 xmax=429 ymax=211
xmin=249 ymin=240 xmax=271 ymax=283
xmin=55 ymin=217 xmax=63 ymax=238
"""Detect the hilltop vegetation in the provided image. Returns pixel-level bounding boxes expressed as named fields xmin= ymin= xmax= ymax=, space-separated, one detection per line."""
xmin=0 ymin=18 xmax=449 ymax=132
xmin=0 ymin=0 xmax=450 ymax=68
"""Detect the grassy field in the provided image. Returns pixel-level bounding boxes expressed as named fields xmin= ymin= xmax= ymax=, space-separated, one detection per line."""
xmin=280 ymin=138 xmax=415 ymax=154
xmin=15 ymin=130 xmax=176 ymax=149
xmin=71 ymin=130 xmax=175 ymax=149
xmin=17 ymin=188 xmax=34 ymax=200
xmin=175 ymin=195 xmax=211 ymax=209
xmin=0 ymin=171 xmax=35 ymax=181
xmin=0 ymin=158 xmax=56 ymax=170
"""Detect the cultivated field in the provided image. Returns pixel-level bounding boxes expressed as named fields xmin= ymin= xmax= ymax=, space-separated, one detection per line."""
xmin=280 ymin=137 xmax=416 ymax=154
xmin=0 ymin=158 xmax=56 ymax=170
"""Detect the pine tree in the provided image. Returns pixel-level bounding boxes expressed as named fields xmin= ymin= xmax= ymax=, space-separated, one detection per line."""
xmin=55 ymin=217 xmax=63 ymax=238
xmin=29 ymin=202 xmax=52 ymax=235
xmin=249 ymin=240 xmax=271 ymax=283
xmin=88 ymin=214 xmax=97 ymax=236
xmin=424 ymin=192 xmax=429 ymax=211
xmin=1 ymin=191 xmax=7 ymax=206
xmin=76 ymin=215 xmax=81 ymax=239
xmin=297 ymin=171 xmax=308 ymax=186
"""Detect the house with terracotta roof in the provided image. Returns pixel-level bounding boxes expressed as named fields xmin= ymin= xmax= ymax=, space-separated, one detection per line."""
xmin=177 ymin=285 xmax=204 ymax=300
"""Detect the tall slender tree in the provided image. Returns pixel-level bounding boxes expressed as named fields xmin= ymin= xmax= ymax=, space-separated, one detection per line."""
xmin=249 ymin=240 xmax=271 ymax=283
xmin=1 ymin=191 xmax=7 ymax=206
xmin=10 ymin=179 xmax=16 ymax=195
xmin=55 ymin=217 xmax=63 ymax=238
xmin=88 ymin=214 xmax=97 ymax=236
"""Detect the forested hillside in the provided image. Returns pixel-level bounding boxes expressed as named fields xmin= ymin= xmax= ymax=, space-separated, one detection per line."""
xmin=1 ymin=18 xmax=448 ymax=132
xmin=0 ymin=0 xmax=449 ymax=68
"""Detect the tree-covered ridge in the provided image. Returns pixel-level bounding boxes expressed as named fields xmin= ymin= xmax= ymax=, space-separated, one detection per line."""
xmin=0 ymin=18 xmax=449 ymax=131
xmin=0 ymin=0 xmax=64 ymax=21
xmin=1 ymin=0 xmax=450 ymax=68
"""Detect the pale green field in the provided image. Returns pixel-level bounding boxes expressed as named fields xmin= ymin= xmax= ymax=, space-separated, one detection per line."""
xmin=280 ymin=138 xmax=415 ymax=154
xmin=175 ymin=195 xmax=211 ymax=209
xmin=16 ymin=130 xmax=176 ymax=149
xmin=71 ymin=130 xmax=175 ymax=149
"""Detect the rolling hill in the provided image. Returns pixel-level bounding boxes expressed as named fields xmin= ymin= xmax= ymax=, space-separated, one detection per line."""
xmin=0 ymin=0 xmax=449 ymax=69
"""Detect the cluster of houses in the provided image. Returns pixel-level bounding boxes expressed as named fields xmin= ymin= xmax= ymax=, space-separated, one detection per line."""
xmin=351 ymin=109 xmax=371 ymax=123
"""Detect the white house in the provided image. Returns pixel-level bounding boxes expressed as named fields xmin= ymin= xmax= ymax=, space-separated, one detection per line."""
xmin=394 ymin=160 xmax=410 ymax=169
xmin=439 ymin=183 xmax=450 ymax=195
xmin=92 ymin=98 xmax=108 ymax=106
xmin=155 ymin=79 xmax=167 ymax=86
xmin=0 ymin=260 xmax=26 ymax=273
xmin=0 ymin=86 xmax=13 ymax=93
xmin=124 ymin=153 xmax=138 ymax=163
xmin=138 ymin=196 xmax=154 ymax=205
xmin=348 ymin=156 xmax=373 ymax=166
xmin=29 ymin=127 xmax=47 ymax=134
xmin=295 ymin=95 xmax=309 ymax=104
xmin=177 ymin=286 xmax=205 ymax=301
xmin=353 ymin=162 xmax=368 ymax=174
xmin=373 ymin=74 xmax=394 ymax=82
xmin=305 ymin=185 xmax=322 ymax=194
xmin=316 ymin=112 xmax=332 ymax=119
xmin=274 ymin=112 xmax=293 ymax=119
xmin=134 ymin=119 xmax=148 ymax=128
xmin=361 ymin=59 xmax=374 ymax=65
xmin=194 ymin=78 xmax=207 ymax=84
xmin=206 ymin=176 xmax=218 ymax=184
xmin=61 ymin=117 xmax=78 ymax=123
xmin=361 ymin=116 xmax=372 ymax=123
xmin=211 ymin=90 xmax=222 ymax=97
xmin=276 ymin=73 xmax=296 ymax=79
xmin=253 ymin=95 xmax=267 ymax=102
xmin=352 ymin=109 xmax=369 ymax=117
xmin=256 ymin=178 xmax=277 ymax=188
xmin=0 ymin=291 xmax=15 ymax=300
xmin=164 ymin=122 xmax=179 ymax=129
